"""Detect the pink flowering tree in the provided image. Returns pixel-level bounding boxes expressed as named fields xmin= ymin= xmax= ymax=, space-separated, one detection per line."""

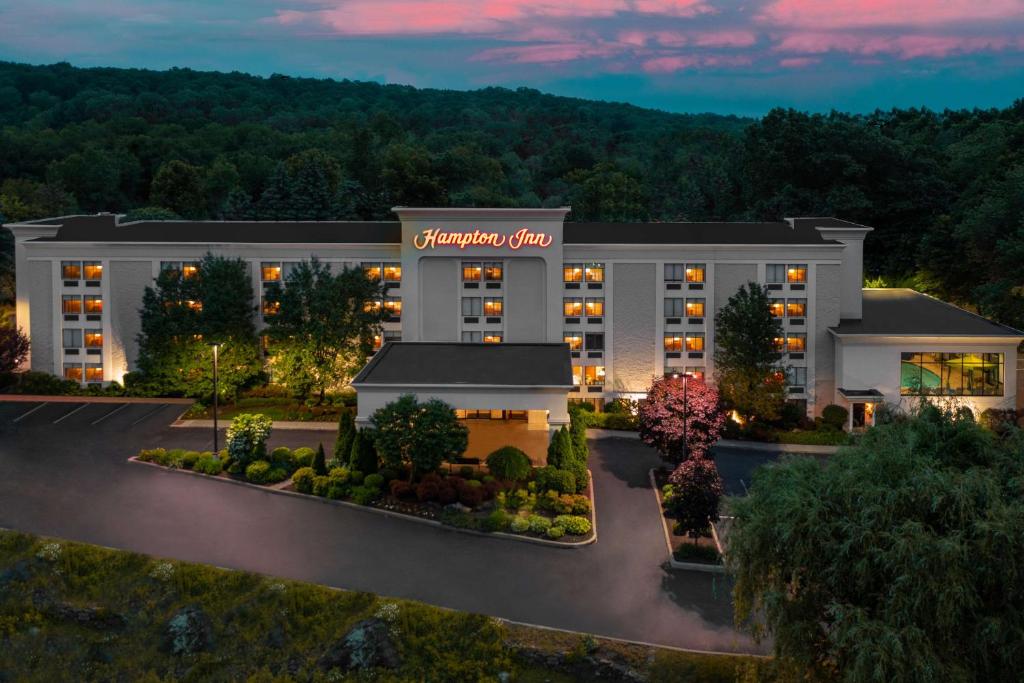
xmin=666 ymin=457 xmax=724 ymax=542
xmin=637 ymin=375 xmax=726 ymax=463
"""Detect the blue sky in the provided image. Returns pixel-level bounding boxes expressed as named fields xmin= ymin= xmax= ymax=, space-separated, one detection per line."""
xmin=1 ymin=1 xmax=1022 ymax=116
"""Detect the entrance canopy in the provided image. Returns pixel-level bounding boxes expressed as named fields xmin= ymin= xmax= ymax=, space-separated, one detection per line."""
xmin=351 ymin=342 xmax=574 ymax=434
xmin=837 ymin=388 xmax=885 ymax=403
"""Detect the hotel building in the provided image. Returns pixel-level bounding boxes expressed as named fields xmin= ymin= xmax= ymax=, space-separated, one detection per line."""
xmin=6 ymin=207 xmax=1021 ymax=437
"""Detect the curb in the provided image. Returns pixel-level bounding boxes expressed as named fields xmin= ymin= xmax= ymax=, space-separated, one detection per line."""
xmin=128 ymin=457 xmax=597 ymax=549
xmin=588 ymin=429 xmax=841 ymax=455
xmin=648 ymin=469 xmax=726 ymax=574
xmin=173 ymin=419 xmax=338 ymax=430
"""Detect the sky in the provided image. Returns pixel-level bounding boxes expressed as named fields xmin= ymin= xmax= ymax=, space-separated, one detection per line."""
xmin=1 ymin=1 xmax=1023 ymax=116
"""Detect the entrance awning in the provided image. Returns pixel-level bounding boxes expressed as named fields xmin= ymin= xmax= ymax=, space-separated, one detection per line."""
xmin=838 ymin=388 xmax=885 ymax=402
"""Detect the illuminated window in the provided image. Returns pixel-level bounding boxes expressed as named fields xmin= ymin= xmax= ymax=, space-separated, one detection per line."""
xmin=483 ymin=333 xmax=503 ymax=344
xmin=61 ymin=261 xmax=82 ymax=279
xmin=62 ymin=295 xmax=82 ymax=314
xmin=182 ymin=262 xmax=199 ymax=279
xmin=664 ymin=264 xmax=685 ymax=282
xmin=664 ymin=335 xmax=683 ymax=352
xmin=483 ymin=262 xmax=503 ymax=281
xmin=766 ymin=264 xmax=785 ymax=283
xmin=160 ymin=261 xmax=181 ymax=279
xmin=685 ymin=334 xmax=704 ymax=352
xmin=787 ymin=334 xmax=806 ymax=353
xmin=63 ymin=364 xmax=83 ymax=381
xmin=462 ymin=331 xmax=482 ymax=343
xmin=364 ymin=299 xmax=382 ymax=314
xmin=483 ymin=298 xmax=503 ymax=316
xmin=83 ymin=262 xmax=102 ymax=280
xmin=462 ymin=297 xmax=482 ymax=316
xmin=383 ymin=263 xmax=402 ymax=282
xmin=262 ymin=299 xmax=280 ymax=316
xmin=563 ymin=264 xmax=583 ymax=283
xmin=585 ymin=366 xmax=605 ymax=386
xmin=787 ymin=299 xmax=807 ymax=317
xmin=85 ymin=364 xmax=103 ymax=382
xmin=773 ymin=336 xmax=786 ymax=352
xmin=685 ymin=366 xmax=705 ymax=382
xmin=462 ymin=262 xmax=482 ymax=281
xmin=787 ymin=265 xmax=807 ymax=283
xmin=185 ymin=300 xmax=202 ymax=312
xmin=585 ymin=298 xmax=604 ymax=317
xmin=585 ymin=263 xmax=604 ymax=283
xmin=84 ymin=296 xmax=103 ymax=314
xmin=901 ymin=352 xmax=1004 ymax=397
xmin=84 ymin=330 xmax=103 ymax=348
xmin=563 ymin=298 xmax=583 ymax=316
xmin=768 ymin=298 xmax=785 ymax=317
xmin=564 ymin=333 xmax=583 ymax=350
xmin=571 ymin=365 xmax=583 ymax=386
xmin=261 ymin=263 xmax=282 ymax=282
xmin=685 ymin=299 xmax=705 ymax=317
xmin=664 ymin=298 xmax=685 ymax=317
xmin=685 ymin=264 xmax=705 ymax=283
xmin=384 ymin=296 xmax=402 ymax=318
xmin=362 ymin=262 xmax=382 ymax=281
xmin=62 ymin=329 xmax=82 ymax=348
xmin=585 ymin=333 xmax=604 ymax=350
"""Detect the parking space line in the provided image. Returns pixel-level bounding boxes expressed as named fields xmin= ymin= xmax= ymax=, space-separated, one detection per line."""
xmin=12 ymin=403 xmax=48 ymax=423
xmin=52 ymin=403 xmax=89 ymax=424
xmin=131 ymin=404 xmax=169 ymax=426
xmin=91 ymin=403 xmax=128 ymax=425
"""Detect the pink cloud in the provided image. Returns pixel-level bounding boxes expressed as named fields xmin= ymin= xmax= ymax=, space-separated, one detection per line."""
xmin=759 ymin=0 xmax=1024 ymax=30
xmin=779 ymin=56 xmax=821 ymax=68
xmin=472 ymin=42 xmax=621 ymax=64
xmin=775 ymin=31 xmax=1022 ymax=59
xmin=692 ymin=30 xmax=757 ymax=48
xmin=642 ymin=53 xmax=751 ymax=72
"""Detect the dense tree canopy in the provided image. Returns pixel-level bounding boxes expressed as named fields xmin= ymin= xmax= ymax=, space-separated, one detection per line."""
xmin=1 ymin=61 xmax=1023 ymax=328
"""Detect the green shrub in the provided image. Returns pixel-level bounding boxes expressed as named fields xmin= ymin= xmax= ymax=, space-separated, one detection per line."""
xmin=379 ymin=468 xmax=398 ymax=482
xmin=271 ymin=446 xmax=292 ymax=463
xmin=458 ymin=465 xmax=475 ymax=479
xmin=535 ymin=466 xmax=576 ymax=494
xmin=225 ymin=413 xmax=273 ymax=467
xmin=349 ymin=429 xmax=379 ymax=474
xmin=509 ymin=516 xmax=531 ymax=533
xmin=673 ymin=542 xmax=721 ymax=563
xmin=553 ymin=515 xmax=592 ymax=535
xmin=481 ymin=475 xmax=496 ymax=484
xmin=326 ymin=484 xmax=347 ymax=500
xmin=312 ymin=443 xmax=327 ymax=475
xmin=137 ymin=448 xmax=166 ymax=464
xmin=481 ymin=509 xmax=510 ymax=532
xmin=349 ymin=470 xmax=365 ymax=485
xmin=334 ymin=410 xmax=356 ymax=460
xmin=364 ymin=473 xmax=385 ymax=489
xmin=569 ymin=495 xmax=591 ymax=516
xmin=312 ymin=475 xmax=330 ymax=497
xmin=821 ymin=404 xmax=849 ymax=431
xmin=292 ymin=447 xmax=316 ymax=468
xmin=267 ymin=467 xmax=288 ymax=483
xmin=602 ymin=413 xmax=637 ymax=431
xmin=485 ymin=446 xmax=532 ymax=482
xmin=527 ymin=515 xmax=551 ymax=534
xmin=980 ymin=408 xmax=1018 ymax=436
xmin=327 ymin=467 xmax=350 ymax=485
xmin=292 ymin=466 xmax=316 ymax=494
xmin=546 ymin=526 xmax=565 ymax=540
xmin=440 ymin=509 xmax=479 ymax=529
xmin=181 ymin=450 xmax=201 ymax=470
xmin=245 ymin=460 xmax=272 ymax=484
xmin=193 ymin=453 xmax=223 ymax=475
xmin=350 ymin=485 xmax=378 ymax=505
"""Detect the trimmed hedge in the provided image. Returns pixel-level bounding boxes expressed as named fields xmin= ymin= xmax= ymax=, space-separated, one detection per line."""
xmin=486 ymin=446 xmax=532 ymax=482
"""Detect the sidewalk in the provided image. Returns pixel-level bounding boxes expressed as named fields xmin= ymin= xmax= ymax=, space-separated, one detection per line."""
xmin=174 ymin=419 xmax=337 ymax=431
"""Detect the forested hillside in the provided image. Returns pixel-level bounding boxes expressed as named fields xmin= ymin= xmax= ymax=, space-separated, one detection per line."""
xmin=0 ymin=61 xmax=1022 ymax=328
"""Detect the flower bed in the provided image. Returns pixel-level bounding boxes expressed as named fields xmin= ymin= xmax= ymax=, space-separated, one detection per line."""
xmin=653 ymin=468 xmax=722 ymax=565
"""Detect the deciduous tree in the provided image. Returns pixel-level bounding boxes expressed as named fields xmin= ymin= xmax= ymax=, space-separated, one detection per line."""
xmin=370 ymin=394 xmax=468 ymax=479
xmin=637 ymin=375 xmax=726 ymax=462
xmin=664 ymin=457 xmax=723 ymax=543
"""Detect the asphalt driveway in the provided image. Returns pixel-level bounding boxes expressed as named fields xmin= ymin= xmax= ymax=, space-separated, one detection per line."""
xmin=0 ymin=400 xmax=773 ymax=654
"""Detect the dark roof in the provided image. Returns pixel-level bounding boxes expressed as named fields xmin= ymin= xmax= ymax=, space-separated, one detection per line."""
xmin=28 ymin=215 xmax=402 ymax=244
xmin=564 ymin=219 xmax=843 ymax=245
xmin=838 ymin=388 xmax=885 ymax=400
xmin=352 ymin=342 xmax=573 ymax=387
xmin=831 ymin=289 xmax=1024 ymax=337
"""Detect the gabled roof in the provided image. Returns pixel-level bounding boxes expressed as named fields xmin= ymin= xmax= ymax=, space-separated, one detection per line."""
xmin=352 ymin=342 xmax=573 ymax=387
xmin=831 ymin=289 xmax=1024 ymax=338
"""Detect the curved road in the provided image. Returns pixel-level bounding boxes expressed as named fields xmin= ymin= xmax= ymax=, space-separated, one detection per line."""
xmin=0 ymin=400 xmax=767 ymax=654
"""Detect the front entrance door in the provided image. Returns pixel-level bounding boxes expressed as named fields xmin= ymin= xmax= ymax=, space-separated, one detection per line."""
xmin=852 ymin=402 xmax=866 ymax=429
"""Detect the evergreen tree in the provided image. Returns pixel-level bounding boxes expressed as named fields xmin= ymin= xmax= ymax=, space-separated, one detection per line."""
xmin=312 ymin=443 xmax=327 ymax=475
xmin=334 ymin=410 xmax=356 ymax=460
xmin=257 ymin=163 xmax=293 ymax=220
xmin=221 ymin=187 xmax=254 ymax=220
xmin=348 ymin=429 xmax=379 ymax=474
xmin=150 ymin=160 xmax=206 ymax=219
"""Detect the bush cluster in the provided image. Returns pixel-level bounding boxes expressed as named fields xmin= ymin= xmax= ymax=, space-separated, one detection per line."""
xmin=536 ymin=490 xmax=591 ymax=516
xmin=552 ymin=515 xmax=592 ymax=536
xmin=138 ymin=447 xmax=228 ymax=475
xmin=544 ymin=408 xmax=590 ymax=493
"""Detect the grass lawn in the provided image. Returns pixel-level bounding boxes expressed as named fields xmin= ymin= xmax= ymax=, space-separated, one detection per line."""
xmin=0 ymin=530 xmax=775 ymax=682
xmin=184 ymin=397 xmax=344 ymax=422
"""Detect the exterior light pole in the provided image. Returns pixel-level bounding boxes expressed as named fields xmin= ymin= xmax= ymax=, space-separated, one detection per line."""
xmin=211 ymin=342 xmax=221 ymax=456
xmin=681 ymin=372 xmax=690 ymax=463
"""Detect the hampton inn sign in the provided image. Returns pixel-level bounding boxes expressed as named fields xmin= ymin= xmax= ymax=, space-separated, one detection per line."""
xmin=412 ymin=227 xmax=554 ymax=250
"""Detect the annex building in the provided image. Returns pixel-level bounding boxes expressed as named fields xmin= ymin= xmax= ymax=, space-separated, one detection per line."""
xmin=6 ymin=207 xmax=1022 ymax=437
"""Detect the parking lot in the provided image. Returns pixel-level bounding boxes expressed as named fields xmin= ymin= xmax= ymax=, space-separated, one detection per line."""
xmin=0 ymin=398 xmax=191 ymax=434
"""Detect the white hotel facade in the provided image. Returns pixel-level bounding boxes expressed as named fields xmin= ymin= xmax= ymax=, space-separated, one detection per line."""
xmin=5 ymin=207 xmax=1022 ymax=433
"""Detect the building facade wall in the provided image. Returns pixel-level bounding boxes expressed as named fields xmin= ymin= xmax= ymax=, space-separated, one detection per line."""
xmin=506 ymin=257 xmax=547 ymax=343
xmin=610 ymin=262 xmax=656 ymax=393
xmin=812 ymin=263 xmax=841 ymax=415
xmin=27 ymin=260 xmax=53 ymax=373
xmin=109 ymin=260 xmax=153 ymax=381
xmin=354 ymin=386 xmax=571 ymax=426
xmin=419 ymin=258 xmax=459 ymax=342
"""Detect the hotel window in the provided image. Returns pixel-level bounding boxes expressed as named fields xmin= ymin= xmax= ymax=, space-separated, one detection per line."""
xmin=84 ymin=329 xmax=103 ymax=348
xmin=483 ymin=262 xmax=503 ymax=281
xmin=787 ymin=299 xmax=807 ymax=317
xmin=563 ymin=298 xmax=583 ymax=316
xmin=63 ymin=329 xmax=82 ymax=349
xmin=564 ymin=332 xmax=583 ymax=350
xmin=261 ymin=262 xmax=282 ymax=282
xmin=61 ymin=261 xmax=82 ymax=280
xmin=462 ymin=262 xmax=482 ymax=282
xmin=766 ymin=264 xmax=786 ymax=283
xmin=462 ymin=331 xmax=482 ymax=343
xmin=787 ymin=265 xmax=808 ymax=283
xmin=62 ymin=295 xmax=83 ymax=314
xmin=182 ymin=262 xmax=199 ymax=279
xmin=462 ymin=297 xmax=482 ymax=316
xmin=382 ymin=263 xmax=402 ymax=283
xmin=900 ymin=352 xmax=1004 ymax=397
xmin=384 ymin=296 xmax=402 ymax=319
xmin=685 ymin=334 xmax=704 ymax=352
xmin=787 ymin=367 xmax=807 ymax=387
xmin=262 ymin=298 xmax=280 ymax=317
xmin=685 ymin=299 xmax=705 ymax=317
xmin=664 ymin=264 xmax=685 ymax=282
xmin=362 ymin=262 xmax=383 ymax=281
xmin=84 ymin=295 xmax=103 ymax=314
xmin=585 ymin=263 xmax=604 ymax=283
xmin=664 ymin=298 xmax=685 ymax=317
xmin=685 ymin=366 xmax=705 ymax=382
xmin=584 ymin=298 xmax=604 ymax=317
xmin=85 ymin=364 xmax=103 ymax=382
xmin=563 ymin=263 xmax=583 ymax=283
xmin=63 ymin=363 xmax=83 ymax=381
xmin=585 ymin=366 xmax=605 ymax=386
xmin=686 ymin=264 xmax=706 ymax=283
xmin=83 ymin=262 xmax=103 ymax=281
xmin=787 ymin=333 xmax=806 ymax=353
xmin=585 ymin=333 xmax=604 ymax=350
xmin=768 ymin=298 xmax=785 ymax=317
xmin=483 ymin=333 xmax=503 ymax=344
xmin=571 ymin=365 xmax=583 ymax=386
xmin=483 ymin=298 xmax=503 ymax=316
xmin=773 ymin=335 xmax=786 ymax=352
xmin=160 ymin=261 xmax=181 ymax=279
xmin=364 ymin=299 xmax=382 ymax=314
xmin=664 ymin=335 xmax=683 ymax=352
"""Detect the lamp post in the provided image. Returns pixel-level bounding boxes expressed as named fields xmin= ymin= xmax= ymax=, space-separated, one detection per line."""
xmin=672 ymin=371 xmax=692 ymax=464
xmin=210 ymin=342 xmax=221 ymax=456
